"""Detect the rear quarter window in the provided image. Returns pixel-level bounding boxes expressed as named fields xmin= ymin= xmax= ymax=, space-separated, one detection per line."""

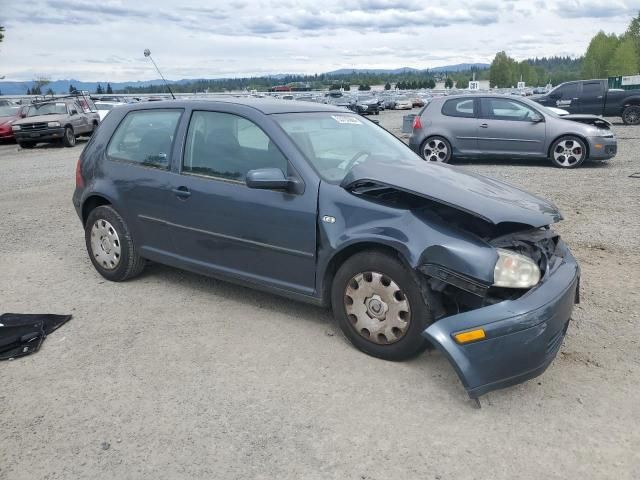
xmin=106 ymin=109 xmax=183 ymax=169
xmin=441 ymin=98 xmax=476 ymax=118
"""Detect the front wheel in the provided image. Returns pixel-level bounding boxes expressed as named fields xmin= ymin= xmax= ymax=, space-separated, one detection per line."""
xmin=550 ymin=136 xmax=587 ymax=168
xmin=331 ymin=251 xmax=431 ymax=361
xmin=19 ymin=142 xmax=35 ymax=149
xmin=622 ymin=105 xmax=640 ymax=125
xmin=421 ymin=136 xmax=452 ymax=163
xmin=85 ymin=205 xmax=145 ymax=281
xmin=62 ymin=127 xmax=76 ymax=147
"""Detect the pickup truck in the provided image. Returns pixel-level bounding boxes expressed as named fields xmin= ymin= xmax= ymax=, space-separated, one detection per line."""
xmin=531 ymin=79 xmax=640 ymax=125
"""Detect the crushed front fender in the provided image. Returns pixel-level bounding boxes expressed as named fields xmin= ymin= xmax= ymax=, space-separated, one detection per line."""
xmin=423 ymin=250 xmax=580 ymax=398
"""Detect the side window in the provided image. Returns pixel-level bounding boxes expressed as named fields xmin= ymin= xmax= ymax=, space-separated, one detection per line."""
xmin=441 ymin=98 xmax=476 ymax=118
xmin=485 ymin=98 xmax=538 ymax=121
xmin=582 ymin=82 xmax=601 ymax=98
xmin=555 ymin=83 xmax=579 ymax=99
xmin=183 ymin=111 xmax=288 ymax=182
xmin=106 ymin=109 xmax=182 ymax=169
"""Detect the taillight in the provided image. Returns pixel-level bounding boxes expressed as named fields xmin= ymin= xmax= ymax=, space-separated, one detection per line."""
xmin=412 ymin=116 xmax=423 ymax=130
xmin=75 ymin=158 xmax=84 ymax=188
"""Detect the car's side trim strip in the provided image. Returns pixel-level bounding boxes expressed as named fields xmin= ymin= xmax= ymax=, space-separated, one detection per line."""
xmin=478 ymin=137 xmax=541 ymax=143
xmin=138 ymin=214 xmax=315 ymax=259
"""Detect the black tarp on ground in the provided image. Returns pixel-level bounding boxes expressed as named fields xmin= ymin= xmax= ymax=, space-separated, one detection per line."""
xmin=0 ymin=314 xmax=71 ymax=360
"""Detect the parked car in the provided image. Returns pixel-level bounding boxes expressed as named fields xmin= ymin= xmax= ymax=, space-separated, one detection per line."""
xmin=409 ymin=94 xmax=617 ymax=168
xmin=94 ymin=101 xmax=125 ymax=121
xmin=73 ymin=99 xmax=580 ymax=399
xmin=0 ymin=105 xmax=25 ymax=142
xmin=410 ymin=96 xmax=425 ymax=107
xmin=12 ymin=97 xmax=100 ymax=148
xmin=379 ymin=95 xmax=397 ymax=110
xmin=354 ymin=95 xmax=380 ymax=115
xmin=531 ymin=79 xmax=640 ymax=125
xmin=394 ymin=95 xmax=413 ymax=110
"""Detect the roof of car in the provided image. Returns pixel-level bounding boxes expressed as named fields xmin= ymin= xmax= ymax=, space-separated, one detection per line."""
xmin=123 ymin=97 xmax=348 ymax=114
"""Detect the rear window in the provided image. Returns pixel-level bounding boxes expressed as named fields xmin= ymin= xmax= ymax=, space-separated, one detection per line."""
xmin=106 ymin=109 xmax=182 ymax=169
xmin=441 ymin=98 xmax=476 ymax=118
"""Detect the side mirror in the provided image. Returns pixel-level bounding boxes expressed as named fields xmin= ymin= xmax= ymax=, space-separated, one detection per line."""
xmin=246 ymin=168 xmax=291 ymax=191
xmin=70 ymin=109 xmax=78 ymax=115
xmin=531 ymin=113 xmax=544 ymax=123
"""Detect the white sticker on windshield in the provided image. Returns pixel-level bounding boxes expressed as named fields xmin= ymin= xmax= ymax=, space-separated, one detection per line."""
xmin=331 ymin=115 xmax=362 ymax=125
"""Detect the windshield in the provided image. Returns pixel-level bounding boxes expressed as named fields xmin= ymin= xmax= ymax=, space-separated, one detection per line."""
xmin=0 ymin=106 xmax=19 ymax=117
xmin=274 ymin=112 xmax=424 ymax=184
xmin=27 ymin=103 xmax=67 ymax=117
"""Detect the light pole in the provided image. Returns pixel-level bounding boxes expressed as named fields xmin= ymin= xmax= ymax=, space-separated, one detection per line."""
xmin=143 ymin=49 xmax=175 ymax=99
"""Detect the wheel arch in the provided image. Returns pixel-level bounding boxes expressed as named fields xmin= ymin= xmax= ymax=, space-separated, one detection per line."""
xmin=623 ymin=96 xmax=640 ymax=107
xmin=82 ymin=194 xmax=112 ymax=225
xmin=547 ymin=133 xmax=590 ymax=159
xmin=320 ymin=241 xmax=411 ymax=307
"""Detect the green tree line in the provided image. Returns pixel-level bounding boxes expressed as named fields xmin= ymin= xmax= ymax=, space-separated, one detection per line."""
xmin=489 ymin=12 xmax=640 ymax=87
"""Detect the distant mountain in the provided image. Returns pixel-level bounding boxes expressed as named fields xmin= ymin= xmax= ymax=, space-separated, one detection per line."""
xmin=325 ymin=64 xmax=489 ymax=75
xmin=0 ymin=63 xmax=491 ymax=95
xmin=0 ymin=78 xmax=202 ymax=95
xmin=430 ymin=63 xmax=490 ymax=72
xmin=325 ymin=67 xmax=421 ymax=75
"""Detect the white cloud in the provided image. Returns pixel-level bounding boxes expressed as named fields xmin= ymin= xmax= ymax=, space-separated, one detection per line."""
xmin=0 ymin=0 xmax=635 ymax=81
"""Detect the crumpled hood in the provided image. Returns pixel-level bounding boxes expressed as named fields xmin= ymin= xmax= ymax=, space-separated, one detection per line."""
xmin=560 ymin=114 xmax=612 ymax=128
xmin=341 ymin=161 xmax=562 ymax=227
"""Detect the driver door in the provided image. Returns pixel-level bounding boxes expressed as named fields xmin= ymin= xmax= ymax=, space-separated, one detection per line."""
xmin=477 ymin=98 xmax=546 ymax=157
xmin=164 ymin=109 xmax=319 ymax=295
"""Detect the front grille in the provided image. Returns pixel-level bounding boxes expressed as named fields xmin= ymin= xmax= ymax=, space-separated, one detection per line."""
xmin=20 ymin=122 xmax=48 ymax=131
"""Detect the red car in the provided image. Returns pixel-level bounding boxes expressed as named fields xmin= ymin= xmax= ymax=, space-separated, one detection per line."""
xmin=0 ymin=105 xmax=26 ymax=142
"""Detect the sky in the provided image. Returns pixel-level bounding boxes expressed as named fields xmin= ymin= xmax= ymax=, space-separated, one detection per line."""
xmin=0 ymin=0 xmax=639 ymax=81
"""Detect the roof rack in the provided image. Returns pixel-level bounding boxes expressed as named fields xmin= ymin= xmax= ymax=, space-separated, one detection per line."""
xmin=31 ymin=90 xmax=94 ymax=105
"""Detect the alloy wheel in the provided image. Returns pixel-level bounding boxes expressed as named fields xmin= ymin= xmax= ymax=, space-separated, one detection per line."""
xmin=423 ymin=139 xmax=449 ymax=162
xmin=90 ymin=219 xmax=122 ymax=270
xmin=553 ymin=139 xmax=584 ymax=167
xmin=344 ymin=272 xmax=411 ymax=345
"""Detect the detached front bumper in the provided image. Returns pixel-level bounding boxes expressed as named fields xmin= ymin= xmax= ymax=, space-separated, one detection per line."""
xmin=423 ymin=248 xmax=579 ymax=398
xmin=587 ymin=136 xmax=617 ymax=160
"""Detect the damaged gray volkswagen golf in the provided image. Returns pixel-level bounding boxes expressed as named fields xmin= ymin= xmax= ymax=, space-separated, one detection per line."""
xmin=73 ymin=99 xmax=580 ymax=399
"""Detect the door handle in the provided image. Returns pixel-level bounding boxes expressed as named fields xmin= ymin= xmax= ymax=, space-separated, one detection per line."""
xmin=480 ymin=123 xmax=489 ymax=128
xmin=172 ymin=186 xmax=191 ymax=199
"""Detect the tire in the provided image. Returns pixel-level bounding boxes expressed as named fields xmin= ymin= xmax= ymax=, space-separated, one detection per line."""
xmin=62 ymin=127 xmax=76 ymax=147
xmin=85 ymin=205 xmax=145 ymax=281
xmin=420 ymin=136 xmax=452 ymax=163
xmin=549 ymin=135 xmax=587 ymax=168
xmin=19 ymin=142 xmax=35 ymax=149
xmin=331 ymin=250 xmax=432 ymax=361
xmin=622 ymin=105 xmax=640 ymax=125
xmin=374 ymin=110 xmax=380 ymax=115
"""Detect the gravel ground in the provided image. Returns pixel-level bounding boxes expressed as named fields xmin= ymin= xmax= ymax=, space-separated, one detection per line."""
xmin=0 ymin=112 xmax=638 ymax=480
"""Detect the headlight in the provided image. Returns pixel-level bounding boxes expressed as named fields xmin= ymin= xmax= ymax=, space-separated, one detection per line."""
xmin=48 ymin=121 xmax=61 ymax=127
xmin=12 ymin=125 xmax=21 ymax=131
xmin=493 ymin=248 xmax=540 ymax=288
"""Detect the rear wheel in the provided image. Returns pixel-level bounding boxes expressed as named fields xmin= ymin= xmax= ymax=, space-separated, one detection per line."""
xmin=62 ymin=127 xmax=76 ymax=147
xmin=622 ymin=105 xmax=640 ymax=125
xmin=331 ymin=251 xmax=431 ymax=361
xmin=550 ymin=136 xmax=587 ymax=168
xmin=85 ymin=205 xmax=145 ymax=281
xmin=421 ymin=136 xmax=452 ymax=163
